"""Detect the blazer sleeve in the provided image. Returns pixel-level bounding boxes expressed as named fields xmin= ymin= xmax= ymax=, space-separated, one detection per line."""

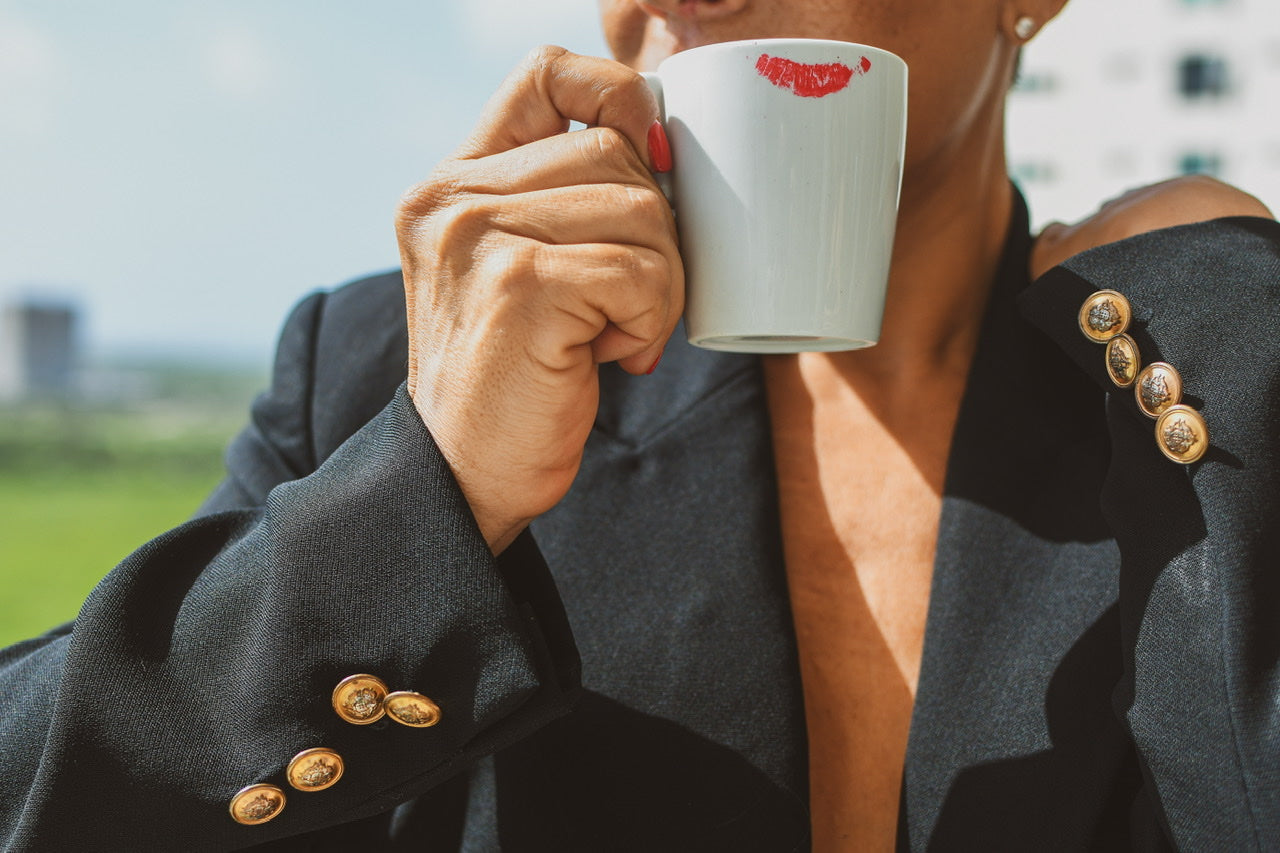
xmin=0 ymin=290 xmax=581 ymax=850
xmin=1017 ymin=216 xmax=1280 ymax=851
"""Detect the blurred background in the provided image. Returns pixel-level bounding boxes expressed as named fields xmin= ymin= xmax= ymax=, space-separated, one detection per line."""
xmin=1009 ymin=0 xmax=1280 ymax=226
xmin=2 ymin=0 xmax=1278 ymax=645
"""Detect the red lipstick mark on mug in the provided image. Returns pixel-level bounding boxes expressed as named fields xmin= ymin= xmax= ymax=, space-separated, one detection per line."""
xmin=754 ymin=54 xmax=871 ymax=97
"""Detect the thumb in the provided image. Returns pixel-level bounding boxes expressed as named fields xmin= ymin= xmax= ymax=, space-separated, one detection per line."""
xmin=457 ymin=46 xmax=660 ymax=170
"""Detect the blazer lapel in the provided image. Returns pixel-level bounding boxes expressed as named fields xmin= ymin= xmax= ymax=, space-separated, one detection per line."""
xmin=900 ymin=198 xmax=1131 ymax=849
xmin=529 ymin=328 xmax=811 ymax=846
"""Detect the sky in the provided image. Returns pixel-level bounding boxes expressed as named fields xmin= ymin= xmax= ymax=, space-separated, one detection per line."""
xmin=0 ymin=0 xmax=611 ymax=364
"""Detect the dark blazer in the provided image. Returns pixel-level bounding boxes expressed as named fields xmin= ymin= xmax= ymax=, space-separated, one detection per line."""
xmin=2 ymin=195 xmax=1278 ymax=851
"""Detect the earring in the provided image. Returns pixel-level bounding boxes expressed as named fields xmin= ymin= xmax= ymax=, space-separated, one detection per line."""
xmin=1014 ymin=16 xmax=1037 ymax=40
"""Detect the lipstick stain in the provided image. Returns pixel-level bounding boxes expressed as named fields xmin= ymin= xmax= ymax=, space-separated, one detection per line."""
xmin=754 ymin=54 xmax=871 ymax=97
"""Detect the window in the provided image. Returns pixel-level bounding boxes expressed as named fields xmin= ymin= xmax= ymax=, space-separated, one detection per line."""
xmin=1178 ymin=150 xmax=1224 ymax=176
xmin=1011 ymin=161 xmax=1059 ymax=184
xmin=1013 ymin=71 xmax=1058 ymax=94
xmin=1178 ymin=54 xmax=1230 ymax=99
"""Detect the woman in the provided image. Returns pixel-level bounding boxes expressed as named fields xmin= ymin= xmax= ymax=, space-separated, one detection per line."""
xmin=1 ymin=0 xmax=1275 ymax=849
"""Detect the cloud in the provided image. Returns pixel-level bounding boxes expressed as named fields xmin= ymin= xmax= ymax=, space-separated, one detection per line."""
xmin=457 ymin=0 xmax=608 ymax=58
xmin=0 ymin=12 xmax=59 ymax=137
xmin=0 ymin=13 xmax=55 ymax=78
xmin=204 ymin=24 xmax=284 ymax=101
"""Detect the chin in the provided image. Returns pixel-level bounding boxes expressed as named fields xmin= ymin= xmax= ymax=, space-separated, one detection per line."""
xmin=633 ymin=25 xmax=682 ymax=70
xmin=600 ymin=1 xmax=651 ymax=66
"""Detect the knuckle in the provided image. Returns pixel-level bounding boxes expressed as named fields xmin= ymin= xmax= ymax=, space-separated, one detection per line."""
xmin=585 ymin=126 xmax=636 ymax=165
xmin=493 ymin=240 xmax=542 ymax=296
xmin=631 ymin=303 xmax=668 ymax=342
xmin=605 ymin=246 xmax=647 ymax=282
xmin=596 ymin=72 xmax=657 ymax=126
xmin=618 ymin=184 xmax=668 ymax=225
xmin=617 ymin=248 xmax=671 ymax=334
xmin=459 ymin=241 xmax=536 ymax=316
xmin=523 ymin=44 xmax=569 ymax=74
xmin=617 ymin=72 xmax=653 ymax=105
xmin=395 ymin=182 xmax=440 ymax=232
xmin=515 ymin=240 xmax=545 ymax=284
xmin=625 ymin=245 xmax=668 ymax=285
xmin=396 ymin=169 xmax=467 ymax=231
xmin=637 ymin=187 xmax=670 ymax=222
xmin=428 ymin=196 xmax=495 ymax=250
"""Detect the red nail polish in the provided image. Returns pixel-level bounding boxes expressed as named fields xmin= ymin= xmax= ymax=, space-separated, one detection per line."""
xmin=646 ymin=354 xmax=662 ymax=375
xmin=647 ymin=120 xmax=672 ymax=173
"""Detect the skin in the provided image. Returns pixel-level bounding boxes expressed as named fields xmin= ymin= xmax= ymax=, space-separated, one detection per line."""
xmin=396 ymin=0 xmax=1274 ymax=848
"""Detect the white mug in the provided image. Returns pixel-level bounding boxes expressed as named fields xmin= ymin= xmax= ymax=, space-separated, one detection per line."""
xmin=643 ymin=39 xmax=908 ymax=353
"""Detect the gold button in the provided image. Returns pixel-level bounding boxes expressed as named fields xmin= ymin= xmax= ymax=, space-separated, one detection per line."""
xmin=1135 ymin=361 xmax=1183 ymax=418
xmin=1078 ymin=290 xmax=1132 ymax=343
xmin=384 ymin=691 xmax=442 ymax=728
xmin=1156 ymin=404 xmax=1209 ymax=464
xmin=1105 ymin=333 xmax=1140 ymax=388
xmin=229 ymin=784 xmax=286 ymax=825
xmin=286 ymin=747 xmax=345 ymax=792
xmin=332 ymin=674 xmax=388 ymax=725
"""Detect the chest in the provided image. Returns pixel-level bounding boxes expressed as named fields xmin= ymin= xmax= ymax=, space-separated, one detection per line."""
xmin=764 ymin=354 xmax=966 ymax=850
xmin=769 ymin=402 xmax=942 ymax=692
xmin=764 ymin=355 xmax=964 ymax=689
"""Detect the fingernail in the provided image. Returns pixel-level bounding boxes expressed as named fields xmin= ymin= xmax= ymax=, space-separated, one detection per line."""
xmin=646 ymin=354 xmax=662 ymax=375
xmin=647 ymin=120 xmax=672 ymax=173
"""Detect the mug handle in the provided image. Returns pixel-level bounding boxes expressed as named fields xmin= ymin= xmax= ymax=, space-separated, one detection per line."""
xmin=640 ymin=71 xmax=675 ymax=207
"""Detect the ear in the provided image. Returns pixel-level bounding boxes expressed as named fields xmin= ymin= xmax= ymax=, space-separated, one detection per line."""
xmin=999 ymin=0 xmax=1069 ymax=43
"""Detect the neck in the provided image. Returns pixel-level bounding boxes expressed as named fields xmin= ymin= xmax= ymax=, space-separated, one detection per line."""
xmin=824 ymin=92 xmax=1015 ymax=388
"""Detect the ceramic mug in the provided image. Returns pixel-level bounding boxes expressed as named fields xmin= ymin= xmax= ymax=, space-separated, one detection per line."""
xmin=643 ymin=39 xmax=908 ymax=353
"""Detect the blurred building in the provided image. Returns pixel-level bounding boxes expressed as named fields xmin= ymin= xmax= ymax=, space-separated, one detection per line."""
xmin=1007 ymin=0 xmax=1280 ymax=228
xmin=0 ymin=298 xmax=80 ymax=401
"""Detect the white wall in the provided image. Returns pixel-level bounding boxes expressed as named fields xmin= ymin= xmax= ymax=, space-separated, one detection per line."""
xmin=1007 ymin=0 xmax=1280 ymax=228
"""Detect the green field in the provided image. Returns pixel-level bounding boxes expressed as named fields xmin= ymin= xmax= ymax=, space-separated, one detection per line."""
xmin=0 ymin=469 xmax=222 ymax=646
xmin=0 ymin=363 xmax=262 ymax=648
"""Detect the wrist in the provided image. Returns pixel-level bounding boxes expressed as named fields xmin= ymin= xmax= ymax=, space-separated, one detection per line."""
xmin=476 ymin=515 xmax=532 ymax=557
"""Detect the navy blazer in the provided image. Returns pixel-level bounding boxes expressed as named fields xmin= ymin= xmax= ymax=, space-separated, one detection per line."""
xmin=2 ymin=195 xmax=1278 ymax=851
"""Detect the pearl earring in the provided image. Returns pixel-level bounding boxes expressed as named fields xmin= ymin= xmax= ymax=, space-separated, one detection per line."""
xmin=1014 ymin=16 xmax=1037 ymax=40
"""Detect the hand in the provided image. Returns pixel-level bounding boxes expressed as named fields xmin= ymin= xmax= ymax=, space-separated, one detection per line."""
xmin=1030 ymin=175 xmax=1274 ymax=279
xmin=395 ymin=46 xmax=683 ymax=554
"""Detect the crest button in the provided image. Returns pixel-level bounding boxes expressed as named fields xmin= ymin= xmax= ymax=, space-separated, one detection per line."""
xmin=1135 ymin=362 xmax=1183 ymax=418
xmin=384 ymin=691 xmax=442 ymax=728
xmin=229 ymin=784 xmax=286 ymax=825
xmin=1105 ymin=333 xmax=1140 ymax=388
xmin=1156 ymin=404 xmax=1208 ymax=464
xmin=1078 ymin=289 xmax=1132 ymax=343
xmin=332 ymin=674 xmax=388 ymax=725
xmin=286 ymin=747 xmax=345 ymax=792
